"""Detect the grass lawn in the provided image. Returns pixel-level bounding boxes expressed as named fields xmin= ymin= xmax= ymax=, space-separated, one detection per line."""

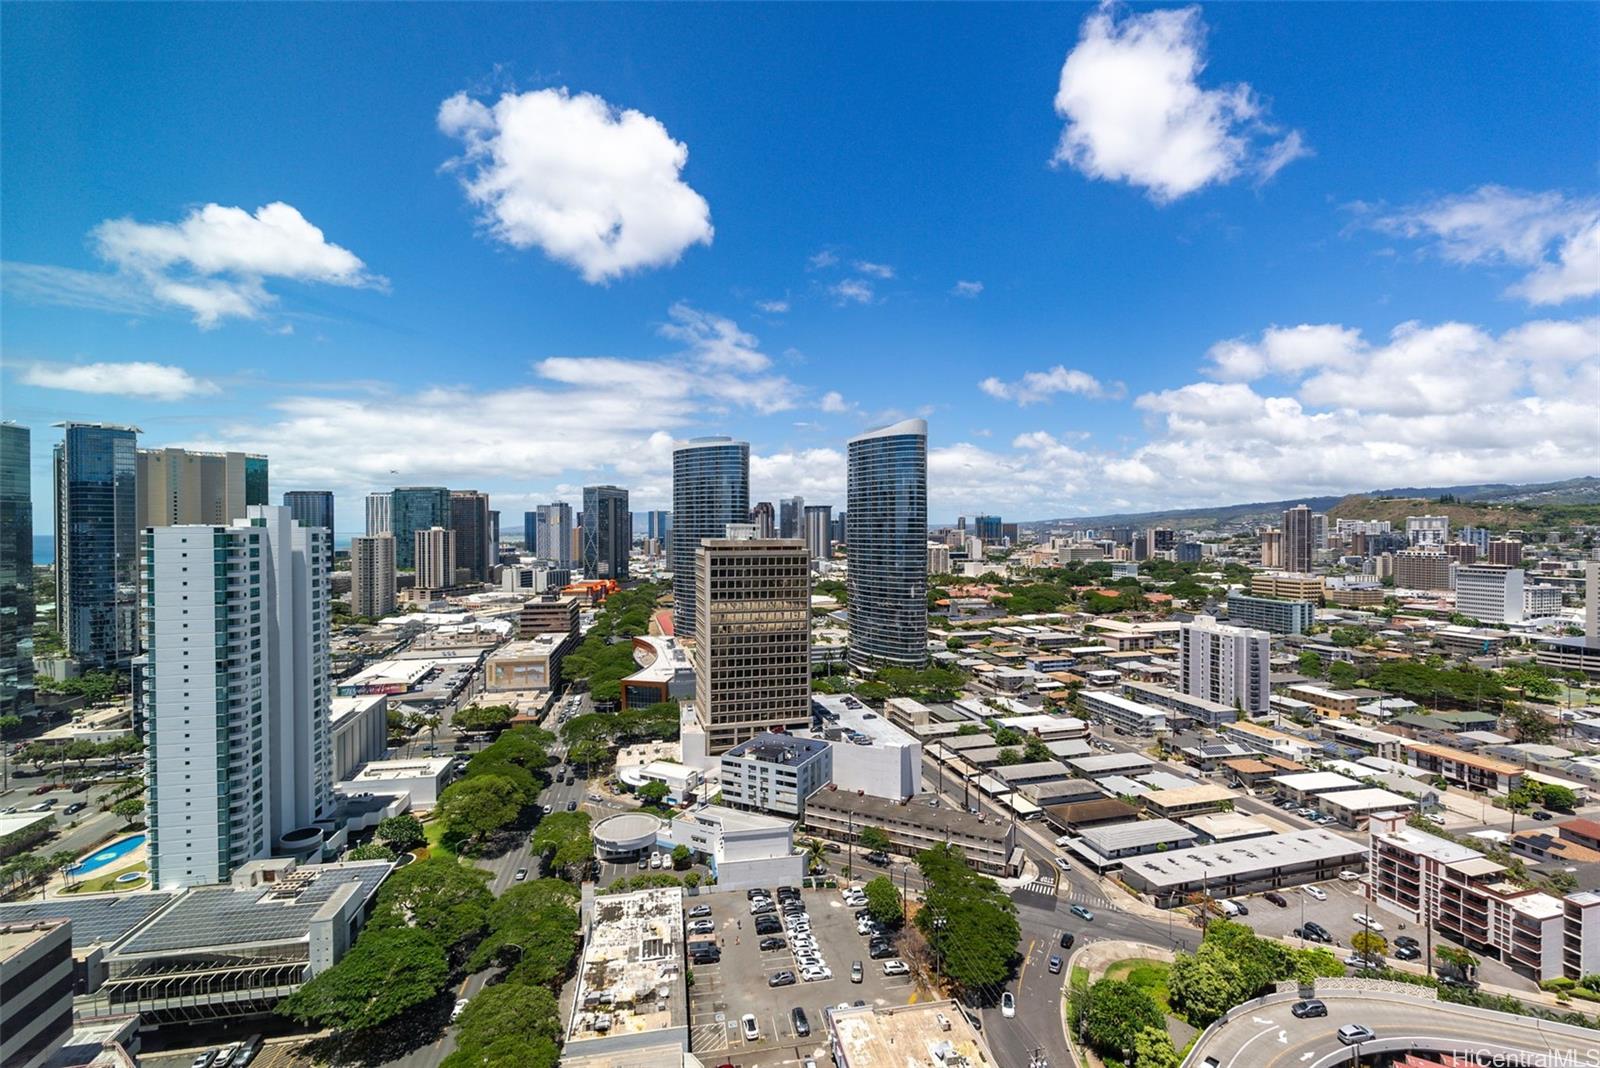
xmin=420 ymin=817 xmax=456 ymax=861
xmin=1103 ymin=957 xmax=1173 ymax=1014
xmin=63 ymin=861 xmax=148 ymax=894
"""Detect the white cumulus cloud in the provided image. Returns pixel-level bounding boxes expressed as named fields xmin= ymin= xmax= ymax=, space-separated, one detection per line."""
xmin=979 ymin=365 xmax=1121 ymax=405
xmin=437 ymin=87 xmax=713 ymax=283
xmin=854 ymin=261 xmax=895 ymax=279
xmin=1052 ymin=3 xmax=1307 ymax=203
xmin=951 ymin=280 xmax=984 ymax=298
xmin=829 ymin=279 xmax=875 ymax=305
xmin=16 ymin=360 xmax=220 ymax=400
xmin=1367 ymin=186 xmax=1600 ymax=306
xmin=658 ymin=302 xmax=769 ymax=372
xmin=73 ymin=202 xmax=383 ymax=328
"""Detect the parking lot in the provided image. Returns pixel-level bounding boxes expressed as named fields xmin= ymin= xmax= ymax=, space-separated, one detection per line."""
xmin=685 ymin=885 xmax=919 ymax=1066
xmin=1225 ymin=875 xmax=1529 ymax=990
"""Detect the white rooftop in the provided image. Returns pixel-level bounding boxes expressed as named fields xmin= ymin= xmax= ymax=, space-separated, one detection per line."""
xmin=1272 ymin=771 xmax=1363 ymax=792
xmin=1318 ymin=787 xmax=1416 ymax=812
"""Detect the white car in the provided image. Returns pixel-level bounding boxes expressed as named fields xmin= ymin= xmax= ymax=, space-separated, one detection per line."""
xmin=1304 ymin=885 xmax=1328 ymax=901
xmin=649 ymin=853 xmax=662 ymax=869
xmin=689 ymin=919 xmax=715 ymax=934
xmin=1339 ymin=870 xmax=1363 ymax=882
xmin=451 ymin=997 xmax=470 ymax=1022
xmin=801 ymin=965 xmax=833 ymax=982
xmin=856 ymin=918 xmax=879 ymax=935
xmin=1001 ymin=991 xmax=1016 ymax=1018
xmin=1353 ymin=913 xmax=1385 ymax=933
xmin=1425 ymin=813 xmax=1447 ymax=827
xmin=741 ymin=1013 xmax=760 ymax=1041
xmin=882 ymin=959 xmax=910 ymax=976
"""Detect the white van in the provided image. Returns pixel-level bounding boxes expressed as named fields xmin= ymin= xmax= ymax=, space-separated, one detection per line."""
xmin=1218 ymin=899 xmax=1242 ymax=917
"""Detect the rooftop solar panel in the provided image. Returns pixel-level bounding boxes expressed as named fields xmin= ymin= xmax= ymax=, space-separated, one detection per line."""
xmin=0 ymin=892 xmax=178 ymax=948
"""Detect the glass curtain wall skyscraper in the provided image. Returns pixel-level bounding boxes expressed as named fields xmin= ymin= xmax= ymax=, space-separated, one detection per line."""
xmin=449 ymin=490 xmax=492 ymax=581
xmin=283 ymin=490 xmax=336 ymax=572
xmin=846 ymin=419 xmax=928 ymax=669
xmin=1 ymin=423 xmax=35 ymax=718
xmin=534 ymin=502 xmax=574 ymax=563
xmin=390 ymin=486 xmax=450 ymax=570
xmin=54 ymin=422 xmax=140 ymax=667
xmin=671 ymin=437 xmax=749 ymax=636
xmin=582 ymin=485 xmax=630 ymax=580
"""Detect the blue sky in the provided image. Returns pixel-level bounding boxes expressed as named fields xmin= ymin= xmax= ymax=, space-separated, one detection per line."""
xmin=3 ymin=2 xmax=1597 ymax=532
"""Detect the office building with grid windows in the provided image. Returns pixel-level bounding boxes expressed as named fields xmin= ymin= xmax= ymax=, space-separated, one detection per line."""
xmin=672 ymin=437 xmax=750 ymax=636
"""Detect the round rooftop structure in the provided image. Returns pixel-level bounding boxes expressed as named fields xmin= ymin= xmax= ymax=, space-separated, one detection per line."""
xmin=593 ymin=812 xmax=665 ymax=859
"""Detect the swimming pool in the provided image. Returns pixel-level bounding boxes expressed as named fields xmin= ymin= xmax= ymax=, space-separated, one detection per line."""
xmin=69 ymin=834 xmax=146 ymax=876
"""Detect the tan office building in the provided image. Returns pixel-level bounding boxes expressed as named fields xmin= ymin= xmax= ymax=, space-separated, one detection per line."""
xmin=350 ymin=533 xmax=396 ymax=618
xmin=517 ymin=593 xmax=579 ymax=638
xmin=1394 ymin=549 xmax=1453 ymax=591
xmin=694 ymin=533 xmax=811 ymax=754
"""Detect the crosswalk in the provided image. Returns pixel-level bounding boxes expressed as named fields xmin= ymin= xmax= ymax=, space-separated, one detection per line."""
xmin=1017 ymin=872 xmax=1059 ymax=899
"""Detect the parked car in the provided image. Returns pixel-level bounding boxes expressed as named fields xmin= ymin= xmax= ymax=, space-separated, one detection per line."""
xmin=882 ymin=959 xmax=910 ymax=976
xmin=1345 ymin=954 xmax=1384 ymax=970
xmin=1339 ymin=870 xmax=1363 ymax=881
xmin=759 ymin=936 xmax=786 ymax=950
xmin=1394 ymin=944 xmax=1421 ymax=960
xmin=1304 ymin=885 xmax=1328 ymax=901
xmin=1294 ymin=922 xmax=1333 ymax=943
xmin=851 ymin=960 xmax=863 ymax=983
xmin=800 ymin=965 xmax=832 ymax=982
xmin=741 ymin=1014 xmax=760 ymax=1041
xmin=689 ymin=904 xmax=712 ymax=917
xmin=190 ymin=1053 xmax=217 ymax=1068
xmin=1264 ymin=891 xmax=1288 ymax=907
xmin=768 ymin=970 xmax=796 ymax=987
xmin=1000 ymin=991 xmax=1016 ymax=1018
xmin=1425 ymin=813 xmax=1447 ymax=827
xmin=1048 ymin=954 xmax=1063 ymax=974
xmin=63 ymin=801 xmax=87 ymax=815
xmin=1291 ymin=999 xmax=1328 ymax=1019
xmin=689 ymin=919 xmax=716 ymax=935
xmin=1533 ymin=810 xmax=1553 ymax=821
xmin=1352 ymin=913 xmax=1385 ymax=933
xmin=1070 ymin=904 xmax=1095 ymax=921
xmin=869 ymin=941 xmax=896 ymax=960
xmin=1394 ymin=935 xmax=1420 ymax=950
xmin=1336 ymin=1024 xmax=1376 ymax=1045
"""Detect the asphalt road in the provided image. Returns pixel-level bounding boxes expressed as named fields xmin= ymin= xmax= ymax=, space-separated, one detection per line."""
xmin=1188 ymin=989 xmax=1600 ymax=1068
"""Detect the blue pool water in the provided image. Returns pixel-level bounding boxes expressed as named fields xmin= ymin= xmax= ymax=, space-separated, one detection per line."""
xmin=70 ymin=835 xmax=146 ymax=876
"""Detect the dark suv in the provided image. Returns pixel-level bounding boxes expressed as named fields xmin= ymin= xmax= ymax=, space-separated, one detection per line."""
xmin=791 ymin=1007 xmax=811 ymax=1037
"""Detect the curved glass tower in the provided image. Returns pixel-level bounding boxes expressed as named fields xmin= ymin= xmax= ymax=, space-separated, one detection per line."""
xmin=671 ymin=437 xmax=749 ymax=635
xmin=847 ymin=418 xmax=928 ymax=669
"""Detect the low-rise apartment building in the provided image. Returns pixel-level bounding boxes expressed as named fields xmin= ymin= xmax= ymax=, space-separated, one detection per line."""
xmin=1227 ymin=592 xmax=1315 ymax=635
xmin=1221 ymin=720 xmax=1324 ymax=763
xmin=1078 ymin=689 xmax=1166 ymax=736
xmin=1368 ymin=813 xmax=1580 ymax=981
xmin=718 ymin=733 xmax=832 ymax=817
xmin=1119 ymin=681 xmax=1237 ymax=729
xmin=1406 ymin=742 xmax=1524 ymax=794
xmin=803 ymin=786 xmax=1018 ymax=875
xmin=1285 ymin=684 xmax=1359 ymax=717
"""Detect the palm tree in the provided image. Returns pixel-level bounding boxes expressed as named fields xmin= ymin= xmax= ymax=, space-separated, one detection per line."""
xmin=802 ymin=837 xmax=827 ymax=873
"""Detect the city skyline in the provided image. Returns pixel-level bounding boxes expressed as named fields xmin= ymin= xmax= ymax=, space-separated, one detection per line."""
xmin=3 ymin=4 xmax=1595 ymax=530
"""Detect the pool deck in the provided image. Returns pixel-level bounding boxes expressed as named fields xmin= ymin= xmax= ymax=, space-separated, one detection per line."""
xmin=45 ymin=834 xmax=150 ymax=898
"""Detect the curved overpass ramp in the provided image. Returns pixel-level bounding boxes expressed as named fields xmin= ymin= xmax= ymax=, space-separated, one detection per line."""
xmin=1182 ymin=989 xmax=1600 ymax=1068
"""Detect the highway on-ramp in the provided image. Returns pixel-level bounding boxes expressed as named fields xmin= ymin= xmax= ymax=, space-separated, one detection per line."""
xmin=1184 ymin=990 xmax=1600 ymax=1068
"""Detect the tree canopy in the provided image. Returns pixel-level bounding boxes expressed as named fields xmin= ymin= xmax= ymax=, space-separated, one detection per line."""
xmin=278 ymin=926 xmax=448 ymax=1033
xmin=529 ymin=811 xmax=594 ymax=877
xmin=914 ymin=844 xmax=1019 ymax=997
xmin=376 ymin=814 xmax=427 ymax=853
xmin=439 ymin=775 xmax=523 ymax=844
xmin=440 ymin=983 xmax=562 ymax=1068
xmin=1083 ymin=978 xmax=1166 ymax=1055
xmin=369 ymin=856 xmax=493 ymax=959
xmin=468 ymin=879 xmax=582 ymax=988
xmin=863 ymin=875 xmax=903 ymax=927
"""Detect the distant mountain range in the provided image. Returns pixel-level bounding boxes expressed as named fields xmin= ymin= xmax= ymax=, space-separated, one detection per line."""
xmin=1021 ymin=476 xmax=1600 ymax=532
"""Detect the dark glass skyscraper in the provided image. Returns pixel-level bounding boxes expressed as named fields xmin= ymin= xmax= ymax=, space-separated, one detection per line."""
xmin=846 ymin=418 xmax=927 ymax=669
xmin=283 ymin=490 xmax=335 ymax=571
xmin=582 ymin=485 xmax=630 ymax=581
xmin=450 ymin=490 xmax=492 ymax=581
xmin=244 ymin=455 xmax=270 ymax=506
xmin=671 ymin=437 xmax=749 ymax=635
xmin=1 ymin=422 xmax=35 ymax=718
xmin=54 ymin=422 xmax=140 ymax=667
xmin=390 ymin=486 xmax=450 ymax=570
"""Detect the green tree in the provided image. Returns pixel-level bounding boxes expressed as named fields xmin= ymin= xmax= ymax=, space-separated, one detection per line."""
xmin=863 ymin=875 xmax=903 ymax=927
xmin=1022 ymin=735 xmax=1053 ymax=763
xmin=637 ymin=780 xmax=670 ymax=806
xmin=347 ymin=842 xmax=397 ymax=862
xmin=469 ymin=879 xmax=581 ymax=988
xmin=370 ymin=856 xmax=493 ymax=958
xmin=1350 ymin=930 xmax=1387 ymax=958
xmin=1083 ymin=979 xmax=1165 ymax=1055
xmin=996 ymin=747 xmax=1023 ymax=766
xmin=112 ymin=797 xmax=144 ymax=828
xmin=530 ymin=811 xmax=594 ymax=878
xmin=376 ymin=814 xmax=427 ymax=853
xmin=858 ymin=826 xmax=892 ymax=853
xmin=454 ymin=704 xmax=515 ymax=733
xmin=671 ymin=844 xmax=691 ymax=870
xmin=439 ymin=774 xmax=522 ymax=844
xmin=802 ymin=837 xmax=827 ymax=872
xmin=277 ymin=927 xmax=448 ymax=1032
xmin=1297 ymin=651 xmax=1324 ymax=677
xmin=915 ymin=844 xmax=1020 ymax=996
xmin=1327 ymin=660 xmax=1360 ymax=689
xmin=1168 ymin=944 xmax=1245 ymax=1027
xmin=1292 ymin=947 xmax=1347 ymax=983
xmin=566 ymin=738 xmax=611 ymax=775
xmin=442 ymin=983 xmax=562 ymax=1068
xmin=1132 ymin=1025 xmax=1181 ymax=1068
xmin=1436 ymin=945 xmax=1478 ymax=978
xmin=1540 ymin=783 xmax=1578 ymax=814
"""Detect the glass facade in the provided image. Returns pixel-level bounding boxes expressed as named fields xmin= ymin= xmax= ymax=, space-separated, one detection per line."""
xmin=449 ymin=490 xmax=491 ymax=581
xmin=1 ymin=422 xmax=35 ymax=717
xmin=54 ymin=422 xmax=140 ymax=667
xmin=534 ymin=502 xmax=573 ymax=563
xmin=244 ymin=455 xmax=269 ymax=506
xmin=390 ymin=486 xmax=450 ymax=570
xmin=581 ymin=485 xmax=630 ymax=580
xmin=846 ymin=419 xmax=928 ymax=669
xmin=671 ymin=438 xmax=749 ymax=635
xmin=282 ymin=490 xmax=335 ymax=571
